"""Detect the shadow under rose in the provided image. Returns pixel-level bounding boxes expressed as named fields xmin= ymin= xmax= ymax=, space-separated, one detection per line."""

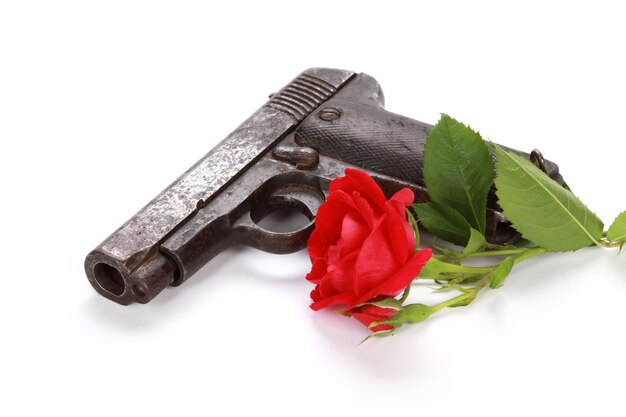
xmin=309 ymin=304 xmax=447 ymax=378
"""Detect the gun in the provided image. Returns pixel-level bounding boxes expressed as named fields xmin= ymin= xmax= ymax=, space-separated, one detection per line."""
xmin=85 ymin=68 xmax=563 ymax=305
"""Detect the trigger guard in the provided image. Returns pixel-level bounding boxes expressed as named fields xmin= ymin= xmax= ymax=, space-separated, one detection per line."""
xmin=233 ymin=185 xmax=325 ymax=255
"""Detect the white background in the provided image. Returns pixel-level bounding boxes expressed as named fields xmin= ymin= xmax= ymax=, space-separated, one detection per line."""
xmin=1 ymin=1 xmax=626 ymax=416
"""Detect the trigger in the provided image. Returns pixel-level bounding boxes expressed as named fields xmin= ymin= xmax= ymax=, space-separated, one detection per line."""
xmin=268 ymin=186 xmax=325 ymax=220
xmin=233 ymin=185 xmax=325 ymax=255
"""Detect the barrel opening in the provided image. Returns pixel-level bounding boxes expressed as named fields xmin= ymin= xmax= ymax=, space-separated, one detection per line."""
xmin=93 ymin=263 xmax=125 ymax=296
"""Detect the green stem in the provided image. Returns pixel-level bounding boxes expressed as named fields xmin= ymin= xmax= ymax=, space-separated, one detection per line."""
xmin=431 ymin=292 xmax=471 ymax=312
xmin=485 ymin=242 xmax=520 ymax=250
xmin=463 ymin=248 xmax=529 ymax=258
xmin=422 ymin=257 xmax=495 ymax=278
xmin=425 ymin=247 xmax=546 ymax=313
xmin=596 ymin=238 xmax=624 ymax=249
xmin=398 ymin=285 xmax=411 ymax=304
xmin=434 ymin=246 xmax=545 ymax=264
xmin=511 ymin=246 xmax=546 ymax=264
xmin=431 ymin=276 xmax=489 ymax=312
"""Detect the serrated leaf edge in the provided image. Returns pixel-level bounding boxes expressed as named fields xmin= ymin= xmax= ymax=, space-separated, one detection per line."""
xmin=494 ymin=145 xmax=602 ymax=248
xmin=607 ymin=211 xmax=626 ymax=243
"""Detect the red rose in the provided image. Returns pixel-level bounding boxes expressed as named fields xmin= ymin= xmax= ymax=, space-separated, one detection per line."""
xmin=306 ymin=168 xmax=432 ymax=324
xmin=351 ymin=304 xmax=398 ymax=332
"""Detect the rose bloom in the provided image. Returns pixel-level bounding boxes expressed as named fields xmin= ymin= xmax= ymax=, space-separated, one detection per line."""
xmin=306 ymin=169 xmax=432 ymax=329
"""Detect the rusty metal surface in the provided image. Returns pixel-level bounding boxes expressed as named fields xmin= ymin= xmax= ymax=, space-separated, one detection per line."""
xmin=85 ymin=68 xmax=355 ymax=304
xmin=85 ymin=68 xmax=565 ymax=305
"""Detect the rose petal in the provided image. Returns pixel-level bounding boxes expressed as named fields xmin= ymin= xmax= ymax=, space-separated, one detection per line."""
xmin=353 ymin=215 xmax=400 ymax=296
xmin=329 ymin=168 xmax=387 ymax=210
xmin=325 ymin=243 xmax=342 ymax=266
xmin=339 ymin=211 xmax=370 ymax=250
xmin=384 ymin=203 xmax=414 ymax=264
xmin=307 ymin=228 xmax=328 ymax=261
xmin=352 ymin=191 xmax=378 ymax=227
xmin=319 ymin=250 xmax=359 ymax=297
xmin=368 ymin=322 xmax=395 ymax=332
xmin=305 ymin=259 xmax=327 ymax=283
xmin=348 ymin=248 xmax=432 ymax=309
xmin=308 ymin=192 xmax=355 ymax=259
xmin=351 ymin=304 xmax=397 ymax=332
xmin=386 ymin=198 xmax=407 ymax=218
xmin=310 ymin=290 xmax=355 ymax=311
xmin=390 ymin=187 xmax=414 ymax=207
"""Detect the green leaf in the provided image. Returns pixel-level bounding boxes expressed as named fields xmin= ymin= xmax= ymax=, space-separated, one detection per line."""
xmin=423 ymin=114 xmax=495 ymax=233
xmin=413 ymin=202 xmax=471 ymax=246
xmin=366 ymin=297 xmax=403 ymax=310
xmin=493 ymin=145 xmax=604 ymax=251
xmin=607 ymin=211 xmax=626 ymax=243
xmin=406 ymin=208 xmax=420 ymax=249
xmin=463 ymin=228 xmax=485 ymax=254
xmin=419 ymin=257 xmax=462 ymax=278
xmin=489 ymin=256 xmax=515 ymax=289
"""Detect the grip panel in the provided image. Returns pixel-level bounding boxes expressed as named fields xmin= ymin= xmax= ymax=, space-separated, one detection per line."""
xmin=295 ymin=98 xmax=432 ymax=187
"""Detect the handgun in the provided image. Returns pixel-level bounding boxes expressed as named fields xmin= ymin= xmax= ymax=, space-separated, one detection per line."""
xmin=85 ymin=68 xmax=563 ymax=305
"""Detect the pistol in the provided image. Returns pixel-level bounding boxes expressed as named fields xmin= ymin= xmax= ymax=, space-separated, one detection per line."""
xmin=85 ymin=68 xmax=563 ymax=305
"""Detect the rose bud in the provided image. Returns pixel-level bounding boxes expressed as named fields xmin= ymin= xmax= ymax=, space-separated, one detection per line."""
xmin=351 ymin=304 xmax=398 ymax=332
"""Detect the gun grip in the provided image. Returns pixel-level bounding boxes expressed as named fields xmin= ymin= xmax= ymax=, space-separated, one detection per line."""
xmin=295 ymin=97 xmax=429 ymax=187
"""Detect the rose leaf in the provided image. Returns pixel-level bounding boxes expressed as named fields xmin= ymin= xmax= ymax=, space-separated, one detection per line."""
xmin=488 ymin=256 xmax=515 ymax=289
xmin=413 ymin=202 xmax=471 ymax=246
xmin=493 ymin=144 xmax=603 ymax=251
xmin=463 ymin=228 xmax=485 ymax=254
xmin=607 ymin=211 xmax=626 ymax=244
xmin=423 ymin=114 xmax=495 ymax=234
